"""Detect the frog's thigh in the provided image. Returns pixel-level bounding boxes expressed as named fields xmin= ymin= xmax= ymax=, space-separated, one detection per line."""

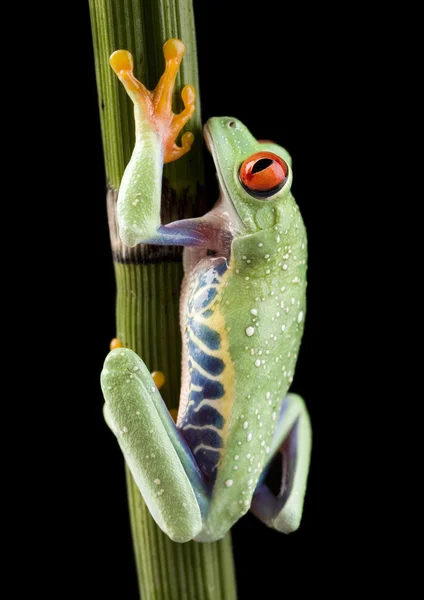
xmin=251 ymin=393 xmax=312 ymax=534
xmin=101 ymin=348 xmax=203 ymax=543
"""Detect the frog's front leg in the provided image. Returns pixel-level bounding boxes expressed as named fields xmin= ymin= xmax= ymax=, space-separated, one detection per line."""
xmin=110 ymin=39 xmax=212 ymax=249
xmin=251 ymin=393 xmax=312 ymax=533
xmin=101 ymin=348 xmax=209 ymax=542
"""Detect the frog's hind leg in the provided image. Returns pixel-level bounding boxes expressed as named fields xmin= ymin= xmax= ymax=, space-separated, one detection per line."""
xmin=250 ymin=393 xmax=312 ymax=533
xmin=101 ymin=347 xmax=208 ymax=542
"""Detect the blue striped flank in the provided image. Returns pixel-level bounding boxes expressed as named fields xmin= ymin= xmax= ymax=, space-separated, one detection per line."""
xmin=180 ymin=258 xmax=229 ymax=482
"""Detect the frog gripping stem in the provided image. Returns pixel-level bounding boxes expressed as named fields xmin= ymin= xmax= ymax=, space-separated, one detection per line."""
xmin=109 ymin=39 xmax=196 ymax=248
xmin=110 ymin=39 xmax=195 ymax=163
xmin=103 ymin=32 xmax=312 ymax=544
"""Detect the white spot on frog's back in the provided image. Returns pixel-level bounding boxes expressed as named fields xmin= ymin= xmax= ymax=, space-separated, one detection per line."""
xmin=246 ymin=326 xmax=255 ymax=337
xmin=225 ymin=479 xmax=233 ymax=487
xmin=298 ymin=310 xmax=304 ymax=323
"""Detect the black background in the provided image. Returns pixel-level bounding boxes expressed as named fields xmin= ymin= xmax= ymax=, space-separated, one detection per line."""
xmin=82 ymin=1 xmax=350 ymax=597
xmin=1 ymin=0 xmax=407 ymax=594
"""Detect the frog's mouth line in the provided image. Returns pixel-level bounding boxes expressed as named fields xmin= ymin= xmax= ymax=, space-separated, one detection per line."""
xmin=203 ymin=123 xmax=245 ymax=233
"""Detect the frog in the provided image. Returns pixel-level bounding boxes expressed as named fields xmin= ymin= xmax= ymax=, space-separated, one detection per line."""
xmin=101 ymin=38 xmax=311 ymax=543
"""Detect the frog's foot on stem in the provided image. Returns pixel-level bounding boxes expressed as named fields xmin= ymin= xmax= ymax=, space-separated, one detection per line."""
xmin=110 ymin=39 xmax=195 ymax=163
xmin=109 ymin=39 xmax=205 ymax=248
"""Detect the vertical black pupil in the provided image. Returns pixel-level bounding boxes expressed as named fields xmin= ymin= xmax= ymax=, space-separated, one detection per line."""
xmin=251 ymin=158 xmax=274 ymax=174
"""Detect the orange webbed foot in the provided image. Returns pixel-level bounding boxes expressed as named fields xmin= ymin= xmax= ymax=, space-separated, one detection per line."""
xmin=110 ymin=39 xmax=195 ymax=164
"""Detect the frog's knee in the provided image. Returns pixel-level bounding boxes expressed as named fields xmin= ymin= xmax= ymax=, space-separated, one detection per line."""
xmin=103 ymin=347 xmax=140 ymax=372
xmin=101 ymin=348 xmax=147 ymax=397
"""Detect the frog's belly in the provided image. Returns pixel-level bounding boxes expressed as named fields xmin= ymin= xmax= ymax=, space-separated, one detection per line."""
xmin=177 ymin=255 xmax=234 ymax=483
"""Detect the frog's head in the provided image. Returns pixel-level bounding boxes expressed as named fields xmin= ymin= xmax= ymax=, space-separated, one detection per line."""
xmin=204 ymin=117 xmax=295 ymax=233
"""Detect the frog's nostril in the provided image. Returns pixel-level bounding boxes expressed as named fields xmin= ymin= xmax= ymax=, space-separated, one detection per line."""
xmin=228 ymin=120 xmax=236 ymax=128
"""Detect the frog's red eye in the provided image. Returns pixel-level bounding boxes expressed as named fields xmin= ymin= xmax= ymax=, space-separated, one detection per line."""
xmin=239 ymin=151 xmax=288 ymax=198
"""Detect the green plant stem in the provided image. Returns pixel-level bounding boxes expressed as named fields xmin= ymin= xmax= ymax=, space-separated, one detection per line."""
xmin=111 ymin=249 xmax=237 ymax=599
xmin=89 ymin=1 xmax=237 ymax=598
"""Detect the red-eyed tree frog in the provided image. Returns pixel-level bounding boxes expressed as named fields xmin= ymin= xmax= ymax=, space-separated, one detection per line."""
xmin=101 ymin=39 xmax=311 ymax=543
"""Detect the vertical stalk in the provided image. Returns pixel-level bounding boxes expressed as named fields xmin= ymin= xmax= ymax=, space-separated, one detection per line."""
xmin=89 ymin=1 xmax=237 ymax=598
